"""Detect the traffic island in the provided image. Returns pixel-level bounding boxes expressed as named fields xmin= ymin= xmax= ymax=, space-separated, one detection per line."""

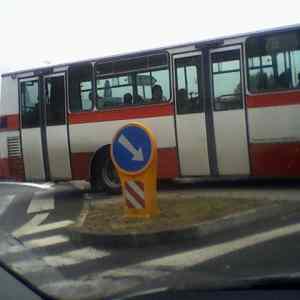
xmin=67 ymin=196 xmax=300 ymax=248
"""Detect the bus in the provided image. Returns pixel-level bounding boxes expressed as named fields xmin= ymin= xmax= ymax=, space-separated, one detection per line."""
xmin=1 ymin=24 xmax=300 ymax=193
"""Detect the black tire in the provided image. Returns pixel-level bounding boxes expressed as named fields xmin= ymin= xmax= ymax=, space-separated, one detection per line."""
xmin=90 ymin=170 xmax=104 ymax=193
xmin=91 ymin=150 xmax=121 ymax=194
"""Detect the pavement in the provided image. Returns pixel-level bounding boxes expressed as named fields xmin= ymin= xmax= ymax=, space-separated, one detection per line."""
xmin=1 ymin=179 xmax=300 ymax=299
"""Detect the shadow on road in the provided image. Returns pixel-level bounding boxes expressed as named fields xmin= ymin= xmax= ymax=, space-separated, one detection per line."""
xmin=85 ymin=177 xmax=300 ymax=200
xmin=158 ymin=177 xmax=300 ymax=191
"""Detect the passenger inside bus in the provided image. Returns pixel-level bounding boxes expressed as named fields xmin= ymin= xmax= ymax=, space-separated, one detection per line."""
xmin=256 ymin=72 xmax=269 ymax=90
xmin=297 ymin=73 xmax=300 ymax=88
xmin=134 ymin=94 xmax=144 ymax=105
xmin=123 ymin=93 xmax=133 ymax=105
xmin=278 ymin=68 xmax=292 ymax=89
xmin=176 ymin=88 xmax=201 ymax=113
xmin=151 ymin=84 xmax=164 ymax=102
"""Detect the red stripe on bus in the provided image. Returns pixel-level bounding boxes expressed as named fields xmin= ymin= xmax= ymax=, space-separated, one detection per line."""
xmin=70 ymin=147 xmax=179 ymax=181
xmin=0 ymin=158 xmax=10 ymax=178
xmin=0 ymin=114 xmax=19 ymax=131
xmin=247 ymin=91 xmax=300 ymax=108
xmin=0 ymin=157 xmax=24 ymax=181
xmin=68 ymin=103 xmax=174 ymax=125
xmin=70 ymin=153 xmax=93 ymax=180
xmin=157 ymin=148 xmax=179 ymax=178
xmin=125 ymin=181 xmax=145 ymax=208
xmin=250 ymin=142 xmax=300 ymax=177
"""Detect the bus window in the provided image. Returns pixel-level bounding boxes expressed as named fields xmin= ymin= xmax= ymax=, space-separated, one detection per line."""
xmin=136 ymin=69 xmax=170 ymax=103
xmin=45 ymin=76 xmax=66 ymax=126
xmin=20 ymin=80 xmax=40 ymax=128
xmin=69 ymin=64 xmax=93 ymax=112
xmin=96 ymin=75 xmax=134 ymax=108
xmin=175 ymin=56 xmax=203 ymax=114
xmin=95 ymin=53 xmax=170 ymax=109
xmin=212 ymin=50 xmax=243 ymax=111
xmin=246 ymin=30 xmax=300 ymax=92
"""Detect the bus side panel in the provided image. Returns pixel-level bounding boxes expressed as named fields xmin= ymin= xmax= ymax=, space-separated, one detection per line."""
xmin=0 ymin=76 xmax=25 ymax=181
xmin=68 ymin=110 xmax=179 ymax=180
xmin=247 ymin=92 xmax=300 ymax=177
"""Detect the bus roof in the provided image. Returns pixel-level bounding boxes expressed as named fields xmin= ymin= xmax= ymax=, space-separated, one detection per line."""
xmin=2 ymin=23 xmax=300 ymax=78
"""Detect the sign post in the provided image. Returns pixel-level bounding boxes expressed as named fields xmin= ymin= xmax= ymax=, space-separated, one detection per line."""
xmin=111 ymin=122 xmax=160 ymax=219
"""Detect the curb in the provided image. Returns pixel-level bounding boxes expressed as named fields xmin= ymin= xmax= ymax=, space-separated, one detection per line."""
xmin=67 ymin=201 xmax=300 ymax=248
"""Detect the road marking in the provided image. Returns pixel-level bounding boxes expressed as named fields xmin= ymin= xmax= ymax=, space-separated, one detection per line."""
xmin=141 ymin=222 xmax=300 ymax=269
xmin=14 ymin=220 xmax=74 ymax=238
xmin=99 ymin=222 xmax=300 ymax=282
xmin=13 ymin=213 xmax=50 ymax=238
xmin=44 ymin=247 xmax=110 ymax=267
xmin=25 ymin=235 xmax=70 ymax=248
xmin=0 ymin=235 xmax=70 ymax=256
xmin=12 ymin=258 xmax=49 ymax=274
xmin=118 ymin=134 xmax=144 ymax=161
xmin=27 ymin=195 xmax=55 ymax=214
xmin=0 ymin=244 xmax=24 ymax=256
xmin=11 ymin=247 xmax=110 ymax=273
xmin=0 ymin=195 xmax=14 ymax=216
xmin=104 ymin=268 xmax=167 ymax=279
xmin=30 ymin=222 xmax=300 ymax=299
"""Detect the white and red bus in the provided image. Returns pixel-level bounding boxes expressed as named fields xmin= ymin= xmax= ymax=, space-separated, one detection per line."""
xmin=1 ymin=25 xmax=300 ymax=193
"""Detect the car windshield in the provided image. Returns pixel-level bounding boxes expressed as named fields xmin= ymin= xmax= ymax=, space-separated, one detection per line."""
xmin=1 ymin=1 xmax=300 ymax=300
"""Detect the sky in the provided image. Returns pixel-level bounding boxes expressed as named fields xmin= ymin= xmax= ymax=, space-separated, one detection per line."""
xmin=0 ymin=0 xmax=299 ymax=81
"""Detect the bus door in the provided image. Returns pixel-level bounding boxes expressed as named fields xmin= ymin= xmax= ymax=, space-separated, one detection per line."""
xmin=173 ymin=45 xmax=250 ymax=176
xmin=173 ymin=52 xmax=210 ymax=176
xmin=43 ymin=73 xmax=72 ymax=180
xmin=20 ymin=73 xmax=72 ymax=181
xmin=208 ymin=45 xmax=250 ymax=175
xmin=20 ymin=77 xmax=46 ymax=180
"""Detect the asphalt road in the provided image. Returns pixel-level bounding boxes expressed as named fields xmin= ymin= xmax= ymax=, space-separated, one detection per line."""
xmin=1 ymin=180 xmax=300 ymax=299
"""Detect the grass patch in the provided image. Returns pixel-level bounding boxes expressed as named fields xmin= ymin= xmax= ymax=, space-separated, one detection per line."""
xmin=77 ymin=196 xmax=269 ymax=235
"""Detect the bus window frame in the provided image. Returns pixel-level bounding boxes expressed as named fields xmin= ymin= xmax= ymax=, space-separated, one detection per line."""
xmin=68 ymin=62 xmax=95 ymax=113
xmin=94 ymin=54 xmax=172 ymax=111
xmin=173 ymin=53 xmax=205 ymax=115
xmin=210 ymin=46 xmax=244 ymax=111
xmin=245 ymin=29 xmax=300 ymax=96
xmin=18 ymin=76 xmax=42 ymax=130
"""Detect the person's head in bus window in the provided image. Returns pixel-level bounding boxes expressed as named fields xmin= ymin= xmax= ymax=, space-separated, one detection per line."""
xmin=177 ymin=88 xmax=188 ymax=103
xmin=297 ymin=73 xmax=300 ymax=88
xmin=278 ymin=68 xmax=292 ymax=89
xmin=134 ymin=94 xmax=143 ymax=105
xmin=151 ymin=84 xmax=163 ymax=102
xmin=123 ymin=93 xmax=133 ymax=105
xmin=256 ymin=72 xmax=268 ymax=91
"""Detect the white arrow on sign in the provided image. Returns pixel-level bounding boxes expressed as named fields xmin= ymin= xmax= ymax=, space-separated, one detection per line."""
xmin=118 ymin=134 xmax=144 ymax=162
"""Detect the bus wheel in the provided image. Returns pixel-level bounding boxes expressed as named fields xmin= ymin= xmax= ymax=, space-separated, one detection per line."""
xmin=100 ymin=155 xmax=121 ymax=194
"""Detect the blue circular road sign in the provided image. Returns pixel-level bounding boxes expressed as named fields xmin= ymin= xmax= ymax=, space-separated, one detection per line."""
xmin=111 ymin=124 xmax=153 ymax=173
